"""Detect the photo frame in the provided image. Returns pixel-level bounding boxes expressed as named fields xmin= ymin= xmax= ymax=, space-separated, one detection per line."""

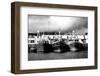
xmin=11 ymin=2 xmax=98 ymax=74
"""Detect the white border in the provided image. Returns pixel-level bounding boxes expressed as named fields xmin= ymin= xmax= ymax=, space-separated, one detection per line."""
xmin=20 ymin=7 xmax=95 ymax=70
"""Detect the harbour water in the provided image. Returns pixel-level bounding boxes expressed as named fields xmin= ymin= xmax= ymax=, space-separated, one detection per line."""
xmin=28 ymin=51 xmax=88 ymax=60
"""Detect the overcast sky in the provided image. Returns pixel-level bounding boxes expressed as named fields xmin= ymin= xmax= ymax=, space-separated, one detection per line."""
xmin=28 ymin=15 xmax=88 ymax=35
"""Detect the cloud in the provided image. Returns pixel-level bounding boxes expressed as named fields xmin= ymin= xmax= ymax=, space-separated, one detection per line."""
xmin=28 ymin=15 xmax=88 ymax=34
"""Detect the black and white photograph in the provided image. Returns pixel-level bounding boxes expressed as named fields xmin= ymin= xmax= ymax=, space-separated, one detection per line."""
xmin=11 ymin=2 xmax=97 ymax=74
xmin=28 ymin=15 xmax=88 ymax=61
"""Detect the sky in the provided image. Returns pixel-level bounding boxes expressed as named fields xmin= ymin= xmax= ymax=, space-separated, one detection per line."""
xmin=28 ymin=15 xmax=88 ymax=35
